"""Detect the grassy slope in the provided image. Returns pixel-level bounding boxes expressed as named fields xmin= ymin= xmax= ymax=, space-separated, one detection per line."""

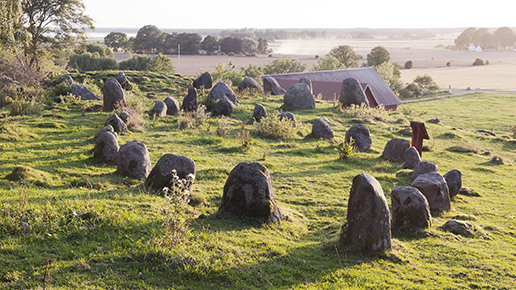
xmin=1 ymin=73 xmax=516 ymax=289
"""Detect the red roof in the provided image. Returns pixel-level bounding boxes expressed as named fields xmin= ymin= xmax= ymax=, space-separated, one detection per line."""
xmin=263 ymin=67 xmax=402 ymax=108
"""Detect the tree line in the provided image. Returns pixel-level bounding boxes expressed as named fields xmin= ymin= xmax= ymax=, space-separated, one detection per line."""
xmin=454 ymin=27 xmax=516 ymax=50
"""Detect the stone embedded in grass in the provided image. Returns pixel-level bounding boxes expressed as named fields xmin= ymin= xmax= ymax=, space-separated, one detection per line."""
xmin=5 ymin=166 xmax=52 ymax=187
xmin=252 ymin=104 xmax=267 ymax=122
xmin=164 ymin=96 xmax=180 ymax=116
xmin=443 ymin=169 xmax=462 ymax=197
xmin=277 ymin=112 xmax=297 ymax=127
xmin=342 ymin=173 xmax=391 ymax=251
xmin=443 ymin=220 xmax=474 ymax=237
xmin=238 ymin=77 xmax=262 ymax=91
xmin=94 ymin=125 xmax=114 ymax=140
xmin=208 ymin=82 xmax=238 ymax=107
xmin=412 ymin=161 xmax=438 ymax=179
xmin=212 ymin=99 xmax=235 ymax=117
xmin=404 ymin=146 xmax=421 ymax=169
xmin=105 ymin=113 xmax=128 ymax=134
xmin=94 ymin=131 xmax=119 ymax=164
xmin=312 ymin=117 xmax=334 ymax=139
xmin=71 ymin=84 xmax=101 ymax=100
xmin=459 ymin=187 xmax=481 ymax=197
xmin=345 ymin=124 xmax=372 ymax=151
xmin=219 ymin=162 xmax=284 ymax=224
xmin=146 ymin=154 xmax=196 ymax=190
xmin=182 ymin=87 xmax=198 ymax=112
xmin=116 ymin=140 xmax=152 ymax=179
xmin=193 ymin=71 xmax=213 ymax=90
xmin=283 ymin=83 xmax=315 ymax=110
xmin=103 ymin=78 xmax=126 ymax=111
xmin=119 ymin=107 xmax=144 ymax=130
xmin=263 ymin=76 xmax=285 ymax=96
xmin=411 ymin=172 xmax=451 ymax=212
xmin=391 ymin=186 xmax=431 ymax=230
xmin=490 ymin=156 xmax=504 ymax=165
xmin=151 ymin=101 xmax=167 ymax=117
xmin=382 ymin=138 xmax=410 ymax=163
xmin=339 ymin=78 xmax=369 ymax=107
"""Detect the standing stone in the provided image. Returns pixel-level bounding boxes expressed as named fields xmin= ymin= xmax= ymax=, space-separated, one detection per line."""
xmin=164 ymin=96 xmax=180 ymax=116
xmin=94 ymin=125 xmax=114 ymax=140
xmin=339 ymin=78 xmax=369 ymax=107
xmin=219 ymin=162 xmax=284 ymax=223
xmin=105 ymin=113 xmax=128 ymax=134
xmin=193 ymin=72 xmax=213 ymax=90
xmin=312 ymin=117 xmax=334 ymax=139
xmin=151 ymin=101 xmax=167 ymax=117
xmin=283 ymin=83 xmax=315 ymax=110
xmin=145 ymin=154 xmax=196 ymax=190
xmin=253 ymin=104 xmax=267 ymax=122
xmin=103 ymin=78 xmax=126 ymax=111
xmin=343 ymin=173 xmax=391 ymax=251
xmin=411 ymin=172 xmax=451 ymax=212
xmin=345 ymin=124 xmax=372 ymax=151
xmin=278 ymin=112 xmax=297 ymax=127
xmin=116 ymin=140 xmax=152 ymax=179
xmin=412 ymin=161 xmax=438 ymax=179
xmin=182 ymin=87 xmax=198 ymax=112
xmin=211 ymin=99 xmax=235 ymax=117
xmin=238 ymin=77 xmax=262 ymax=91
xmin=263 ymin=76 xmax=286 ymax=95
xmin=382 ymin=138 xmax=410 ymax=162
xmin=299 ymin=77 xmax=312 ymax=93
xmin=94 ymin=131 xmax=119 ymax=164
xmin=443 ymin=169 xmax=462 ymax=198
xmin=404 ymin=146 xmax=421 ymax=169
xmin=391 ymin=186 xmax=431 ymax=230
xmin=115 ymin=71 xmax=131 ymax=90
xmin=71 ymin=84 xmax=101 ymax=100
xmin=208 ymin=82 xmax=238 ymax=106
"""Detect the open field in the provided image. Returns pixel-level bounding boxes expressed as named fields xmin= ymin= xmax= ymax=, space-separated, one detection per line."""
xmin=1 ymin=69 xmax=516 ymax=288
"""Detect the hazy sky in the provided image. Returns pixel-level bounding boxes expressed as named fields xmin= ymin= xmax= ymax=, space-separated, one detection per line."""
xmin=83 ymin=0 xmax=515 ymax=29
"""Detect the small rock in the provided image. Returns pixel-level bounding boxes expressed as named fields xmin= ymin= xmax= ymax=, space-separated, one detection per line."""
xmin=443 ymin=220 xmax=474 ymax=237
xmin=412 ymin=161 xmax=438 ymax=179
xmin=312 ymin=117 xmax=334 ymax=139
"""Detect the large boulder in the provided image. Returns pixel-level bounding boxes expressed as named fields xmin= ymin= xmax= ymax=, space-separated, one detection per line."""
xmin=253 ymin=103 xmax=267 ymax=122
xmin=263 ymin=76 xmax=286 ymax=95
xmin=391 ymin=186 xmax=431 ymax=230
xmin=404 ymin=146 xmax=421 ymax=169
xmin=312 ymin=117 xmax=334 ymax=139
xmin=208 ymin=82 xmax=238 ymax=106
xmin=93 ymin=131 xmax=119 ymax=164
xmin=219 ymin=162 xmax=284 ymax=224
xmin=299 ymin=77 xmax=312 ymax=93
xmin=283 ymin=83 xmax=315 ymax=110
xmin=193 ymin=72 xmax=213 ymax=90
xmin=343 ymin=173 xmax=391 ymax=251
xmin=238 ymin=77 xmax=262 ymax=91
xmin=71 ymin=84 xmax=101 ymax=100
xmin=116 ymin=140 xmax=152 ymax=179
xmin=443 ymin=169 xmax=462 ymax=198
xmin=339 ymin=78 xmax=369 ymax=107
xmin=164 ymin=96 xmax=180 ymax=116
xmin=151 ymin=101 xmax=167 ymax=117
xmin=211 ymin=99 xmax=235 ymax=117
xmin=382 ymin=138 xmax=410 ymax=162
xmin=103 ymin=78 xmax=126 ymax=111
xmin=278 ymin=112 xmax=297 ymax=127
xmin=181 ymin=87 xmax=198 ymax=112
xmin=412 ymin=161 xmax=438 ymax=179
xmin=345 ymin=124 xmax=372 ymax=151
xmin=411 ymin=172 xmax=451 ymax=212
xmin=145 ymin=154 xmax=196 ymax=190
xmin=105 ymin=113 xmax=128 ymax=134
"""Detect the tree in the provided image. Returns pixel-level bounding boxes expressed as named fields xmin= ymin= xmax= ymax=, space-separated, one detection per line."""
xmin=241 ymin=37 xmax=258 ymax=54
xmin=75 ymin=43 xmax=113 ymax=58
xmin=220 ymin=37 xmax=241 ymax=54
xmin=366 ymin=46 xmax=390 ymax=67
xmin=257 ymin=38 xmax=268 ymax=54
xmin=494 ymin=27 xmax=516 ymax=50
xmin=413 ymin=74 xmax=438 ymax=89
xmin=147 ymin=53 xmax=174 ymax=73
xmin=313 ymin=56 xmax=344 ymax=71
xmin=104 ymin=32 xmax=128 ymax=52
xmin=263 ymin=57 xmax=306 ymax=74
xmin=0 ymin=0 xmax=22 ymax=48
xmin=133 ymin=25 xmax=162 ymax=53
xmin=327 ymin=45 xmax=362 ymax=68
xmin=20 ymin=0 xmax=94 ymax=68
xmin=454 ymin=27 xmax=476 ymax=50
xmin=201 ymin=35 xmax=219 ymax=54
xmin=176 ymin=33 xmax=202 ymax=55
xmin=472 ymin=28 xmax=495 ymax=49
xmin=404 ymin=60 xmax=413 ymax=69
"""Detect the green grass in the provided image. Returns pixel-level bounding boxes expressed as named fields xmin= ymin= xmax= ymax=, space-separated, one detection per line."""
xmin=1 ymin=75 xmax=516 ymax=289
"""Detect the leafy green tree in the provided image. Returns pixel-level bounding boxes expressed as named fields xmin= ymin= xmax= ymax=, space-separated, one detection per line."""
xmin=74 ymin=43 xmax=113 ymax=58
xmin=454 ymin=27 xmax=476 ymax=50
xmin=494 ymin=27 xmax=516 ymax=50
xmin=133 ymin=25 xmax=162 ymax=53
xmin=176 ymin=33 xmax=202 ymax=55
xmin=257 ymin=38 xmax=268 ymax=54
xmin=264 ymin=57 xmax=306 ymax=74
xmin=366 ymin=46 xmax=390 ymax=67
xmin=104 ymin=32 xmax=128 ymax=52
xmin=159 ymin=32 xmax=178 ymax=54
xmin=201 ymin=35 xmax=219 ymax=54
xmin=241 ymin=37 xmax=258 ymax=54
xmin=472 ymin=28 xmax=495 ymax=49
xmin=413 ymin=74 xmax=438 ymax=90
xmin=0 ymin=0 xmax=22 ymax=48
xmin=147 ymin=53 xmax=175 ymax=73
xmin=68 ymin=52 xmax=117 ymax=71
xmin=20 ymin=0 xmax=94 ymax=69
xmin=119 ymin=54 xmax=151 ymax=71
xmin=327 ymin=45 xmax=362 ymax=68
xmin=220 ymin=37 xmax=241 ymax=54
xmin=313 ymin=56 xmax=344 ymax=71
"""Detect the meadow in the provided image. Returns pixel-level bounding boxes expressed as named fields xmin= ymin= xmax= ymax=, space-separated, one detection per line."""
xmin=1 ymin=71 xmax=516 ymax=289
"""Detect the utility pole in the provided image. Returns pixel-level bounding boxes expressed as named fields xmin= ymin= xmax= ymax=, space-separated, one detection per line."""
xmin=178 ymin=44 xmax=181 ymax=75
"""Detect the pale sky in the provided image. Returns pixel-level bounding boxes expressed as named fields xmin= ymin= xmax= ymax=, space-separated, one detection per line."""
xmin=83 ymin=0 xmax=515 ymax=29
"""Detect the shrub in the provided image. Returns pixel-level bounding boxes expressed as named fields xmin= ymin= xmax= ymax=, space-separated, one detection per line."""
xmin=263 ymin=57 xmax=306 ymax=74
xmin=406 ymin=83 xmax=421 ymax=96
xmin=473 ymin=58 xmax=484 ymax=66
xmin=235 ymin=122 xmax=253 ymax=150
xmin=178 ymin=105 xmax=209 ymax=130
xmin=446 ymin=61 xmax=452 ymax=67
xmin=67 ymin=52 xmax=118 ymax=71
xmin=254 ymin=115 xmax=297 ymax=140
xmin=210 ymin=62 xmax=242 ymax=86
xmin=404 ymin=60 xmax=413 ymax=69
xmin=10 ymin=98 xmax=43 ymax=116
xmin=49 ymin=83 xmax=73 ymax=98
xmin=336 ymin=140 xmax=354 ymax=160
xmin=216 ymin=117 xmax=232 ymax=137
xmin=119 ymin=55 xmax=151 ymax=71
xmin=147 ymin=54 xmax=175 ymax=74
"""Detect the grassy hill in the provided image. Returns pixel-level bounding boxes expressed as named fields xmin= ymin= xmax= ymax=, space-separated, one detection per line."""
xmin=1 ymin=72 xmax=515 ymax=289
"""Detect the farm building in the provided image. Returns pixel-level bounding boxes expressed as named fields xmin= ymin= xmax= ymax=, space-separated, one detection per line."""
xmin=263 ymin=67 xmax=402 ymax=110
